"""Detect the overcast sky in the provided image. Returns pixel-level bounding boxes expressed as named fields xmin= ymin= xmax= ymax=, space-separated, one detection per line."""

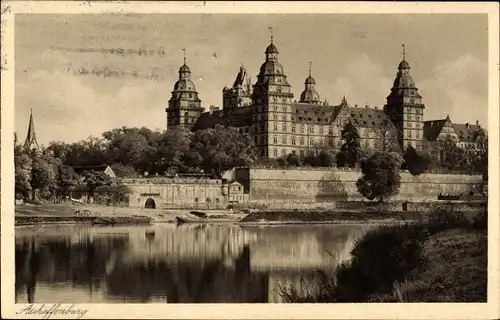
xmin=15 ymin=14 xmax=488 ymax=145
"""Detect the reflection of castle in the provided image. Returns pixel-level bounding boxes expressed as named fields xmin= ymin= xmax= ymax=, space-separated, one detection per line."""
xmin=15 ymin=224 xmax=371 ymax=303
xmin=166 ymin=34 xmax=484 ymax=159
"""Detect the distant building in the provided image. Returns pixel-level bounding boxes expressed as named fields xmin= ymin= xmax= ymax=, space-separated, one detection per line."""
xmin=23 ymin=109 xmax=40 ymax=151
xmin=72 ymin=164 xmax=116 ymax=178
xmin=165 ymin=33 xmax=484 ymax=159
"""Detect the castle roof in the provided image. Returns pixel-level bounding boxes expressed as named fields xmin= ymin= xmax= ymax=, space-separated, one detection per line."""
xmin=423 ymin=119 xmax=448 ymax=141
xmin=453 ymin=124 xmax=481 ymax=142
xmin=193 ymin=106 xmax=252 ymax=131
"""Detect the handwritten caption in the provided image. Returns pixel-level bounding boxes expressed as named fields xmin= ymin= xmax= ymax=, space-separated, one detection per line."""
xmin=16 ymin=304 xmax=89 ymax=319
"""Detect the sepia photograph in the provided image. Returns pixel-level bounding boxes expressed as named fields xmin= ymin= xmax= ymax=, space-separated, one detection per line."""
xmin=1 ymin=1 xmax=499 ymax=319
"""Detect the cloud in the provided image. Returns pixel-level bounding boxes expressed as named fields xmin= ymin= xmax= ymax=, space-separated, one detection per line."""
xmin=419 ymin=54 xmax=488 ymax=127
xmin=316 ymin=53 xmax=393 ymax=107
xmin=15 ymin=68 xmax=168 ymax=145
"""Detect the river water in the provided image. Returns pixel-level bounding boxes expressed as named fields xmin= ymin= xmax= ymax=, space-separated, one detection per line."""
xmin=15 ymin=223 xmax=376 ymax=303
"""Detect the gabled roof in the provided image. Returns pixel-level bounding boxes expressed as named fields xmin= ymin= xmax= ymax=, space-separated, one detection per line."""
xmin=337 ymin=107 xmax=391 ymax=128
xmin=452 ymin=123 xmax=482 ymax=142
xmin=192 ymin=106 xmax=252 ymax=131
xmin=423 ymin=119 xmax=448 ymax=141
xmin=72 ymin=164 xmax=116 ymax=178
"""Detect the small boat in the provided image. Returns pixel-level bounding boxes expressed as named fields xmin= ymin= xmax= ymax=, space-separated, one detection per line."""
xmin=175 ymin=215 xmax=242 ymax=224
xmin=91 ymin=216 xmax=152 ymax=226
xmin=189 ymin=211 xmax=209 ymax=219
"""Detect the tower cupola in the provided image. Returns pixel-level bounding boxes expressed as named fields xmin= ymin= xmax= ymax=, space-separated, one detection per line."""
xmin=299 ymin=62 xmax=320 ymax=104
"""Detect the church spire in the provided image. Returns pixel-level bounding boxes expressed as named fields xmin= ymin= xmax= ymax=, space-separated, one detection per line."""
xmin=23 ymin=109 xmax=39 ymax=151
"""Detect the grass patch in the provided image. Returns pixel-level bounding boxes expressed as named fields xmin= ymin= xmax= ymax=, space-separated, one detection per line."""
xmin=279 ymin=207 xmax=488 ymax=302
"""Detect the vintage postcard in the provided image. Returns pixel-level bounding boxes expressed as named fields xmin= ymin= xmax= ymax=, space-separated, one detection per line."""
xmin=1 ymin=1 xmax=499 ymax=319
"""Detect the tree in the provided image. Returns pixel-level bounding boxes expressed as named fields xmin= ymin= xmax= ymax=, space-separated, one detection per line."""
xmin=317 ymin=150 xmax=335 ymax=167
xmin=81 ymin=170 xmax=114 ymax=201
xmin=187 ymin=125 xmax=257 ymax=177
xmin=57 ymin=165 xmax=80 ymax=199
xmin=336 ymin=121 xmax=361 ymax=167
xmin=403 ymin=145 xmax=431 ymax=176
xmin=156 ymin=127 xmax=193 ymax=174
xmin=372 ymin=119 xmax=400 ymax=153
xmin=14 ymin=144 xmax=32 ymax=199
xmin=286 ymin=151 xmax=301 ymax=167
xmin=472 ymin=129 xmax=488 ymax=180
xmin=110 ymin=163 xmax=138 ymax=178
xmin=439 ymin=136 xmax=467 ymax=170
xmin=356 ymin=152 xmax=403 ymax=202
xmin=30 ymin=151 xmax=58 ymax=200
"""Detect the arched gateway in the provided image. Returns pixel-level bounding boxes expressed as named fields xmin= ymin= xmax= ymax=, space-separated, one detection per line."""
xmin=144 ymin=198 xmax=156 ymax=209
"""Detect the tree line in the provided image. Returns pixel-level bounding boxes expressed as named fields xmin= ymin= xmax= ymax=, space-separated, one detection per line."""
xmin=14 ymin=125 xmax=257 ymax=201
xmin=15 ymin=120 xmax=487 ymax=203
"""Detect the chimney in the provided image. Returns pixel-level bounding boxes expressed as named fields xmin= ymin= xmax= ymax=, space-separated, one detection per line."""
xmin=355 ymin=104 xmax=358 ymax=108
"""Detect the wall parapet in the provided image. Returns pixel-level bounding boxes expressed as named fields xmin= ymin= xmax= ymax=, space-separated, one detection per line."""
xmin=121 ymin=177 xmax=224 ymax=185
xmin=243 ymin=165 xmax=481 ymax=175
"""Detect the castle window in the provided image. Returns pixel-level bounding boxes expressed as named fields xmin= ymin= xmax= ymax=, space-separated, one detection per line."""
xmin=273 ymin=114 xmax=277 ymax=120
xmin=282 ymin=149 xmax=286 ymax=156
xmin=273 ymin=123 xmax=278 ymax=131
xmin=300 ymin=137 xmax=304 ymax=145
xmin=282 ymin=136 xmax=287 ymax=144
xmin=317 ymin=118 xmax=321 ymax=122
xmin=310 ymin=139 xmax=314 ymax=146
xmin=282 ymin=123 xmax=287 ymax=131
xmin=273 ymin=148 xmax=278 ymax=157
xmin=292 ymin=137 xmax=296 ymax=145
xmin=329 ymin=127 xmax=333 ymax=134
xmin=189 ymin=93 xmax=192 ymax=98
xmin=309 ymin=126 xmax=314 ymax=133
xmin=282 ymin=115 xmax=286 ymax=121
xmin=291 ymin=124 xmax=296 ymax=133
xmin=273 ymin=136 xmax=278 ymax=144
xmin=300 ymin=125 xmax=305 ymax=133
xmin=319 ymin=126 xmax=324 ymax=134
xmin=185 ymin=112 xmax=189 ymax=117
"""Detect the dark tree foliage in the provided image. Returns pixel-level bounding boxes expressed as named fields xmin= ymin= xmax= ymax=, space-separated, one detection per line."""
xmin=317 ymin=150 xmax=335 ymax=167
xmin=81 ymin=170 xmax=114 ymax=198
xmin=356 ymin=152 xmax=403 ymax=202
xmin=403 ymin=145 xmax=431 ymax=176
xmin=337 ymin=121 xmax=361 ymax=167
xmin=286 ymin=151 xmax=301 ymax=167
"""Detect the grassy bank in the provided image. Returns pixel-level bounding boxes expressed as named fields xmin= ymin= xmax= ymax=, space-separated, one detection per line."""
xmin=279 ymin=208 xmax=487 ymax=302
xmin=239 ymin=210 xmax=425 ymax=224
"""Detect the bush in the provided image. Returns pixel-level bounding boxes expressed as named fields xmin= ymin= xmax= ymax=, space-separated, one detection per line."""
xmin=331 ymin=223 xmax=425 ymax=302
xmin=427 ymin=207 xmax=471 ymax=233
xmin=472 ymin=210 xmax=487 ymax=230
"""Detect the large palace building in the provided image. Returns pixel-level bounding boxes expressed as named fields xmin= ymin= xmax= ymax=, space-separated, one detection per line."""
xmin=165 ymin=37 xmax=483 ymax=159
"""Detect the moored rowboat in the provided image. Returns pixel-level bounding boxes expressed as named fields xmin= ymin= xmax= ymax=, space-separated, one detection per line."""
xmin=175 ymin=216 xmax=243 ymax=224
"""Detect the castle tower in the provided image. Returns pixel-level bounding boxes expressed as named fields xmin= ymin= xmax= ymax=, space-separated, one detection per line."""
xmin=222 ymin=64 xmax=253 ymax=109
xmin=23 ymin=109 xmax=40 ymax=151
xmin=166 ymin=49 xmax=203 ymax=130
xmin=299 ymin=62 xmax=321 ymax=104
xmin=384 ymin=45 xmax=425 ymax=151
xmin=251 ymin=27 xmax=294 ymax=158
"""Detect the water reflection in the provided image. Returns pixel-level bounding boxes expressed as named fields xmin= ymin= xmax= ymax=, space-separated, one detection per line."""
xmin=15 ymin=223 xmax=374 ymax=303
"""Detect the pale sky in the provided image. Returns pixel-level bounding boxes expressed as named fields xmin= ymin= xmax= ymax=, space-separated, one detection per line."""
xmin=15 ymin=14 xmax=488 ymax=145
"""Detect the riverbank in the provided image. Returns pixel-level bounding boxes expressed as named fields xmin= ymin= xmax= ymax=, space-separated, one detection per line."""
xmin=279 ymin=209 xmax=487 ymax=302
